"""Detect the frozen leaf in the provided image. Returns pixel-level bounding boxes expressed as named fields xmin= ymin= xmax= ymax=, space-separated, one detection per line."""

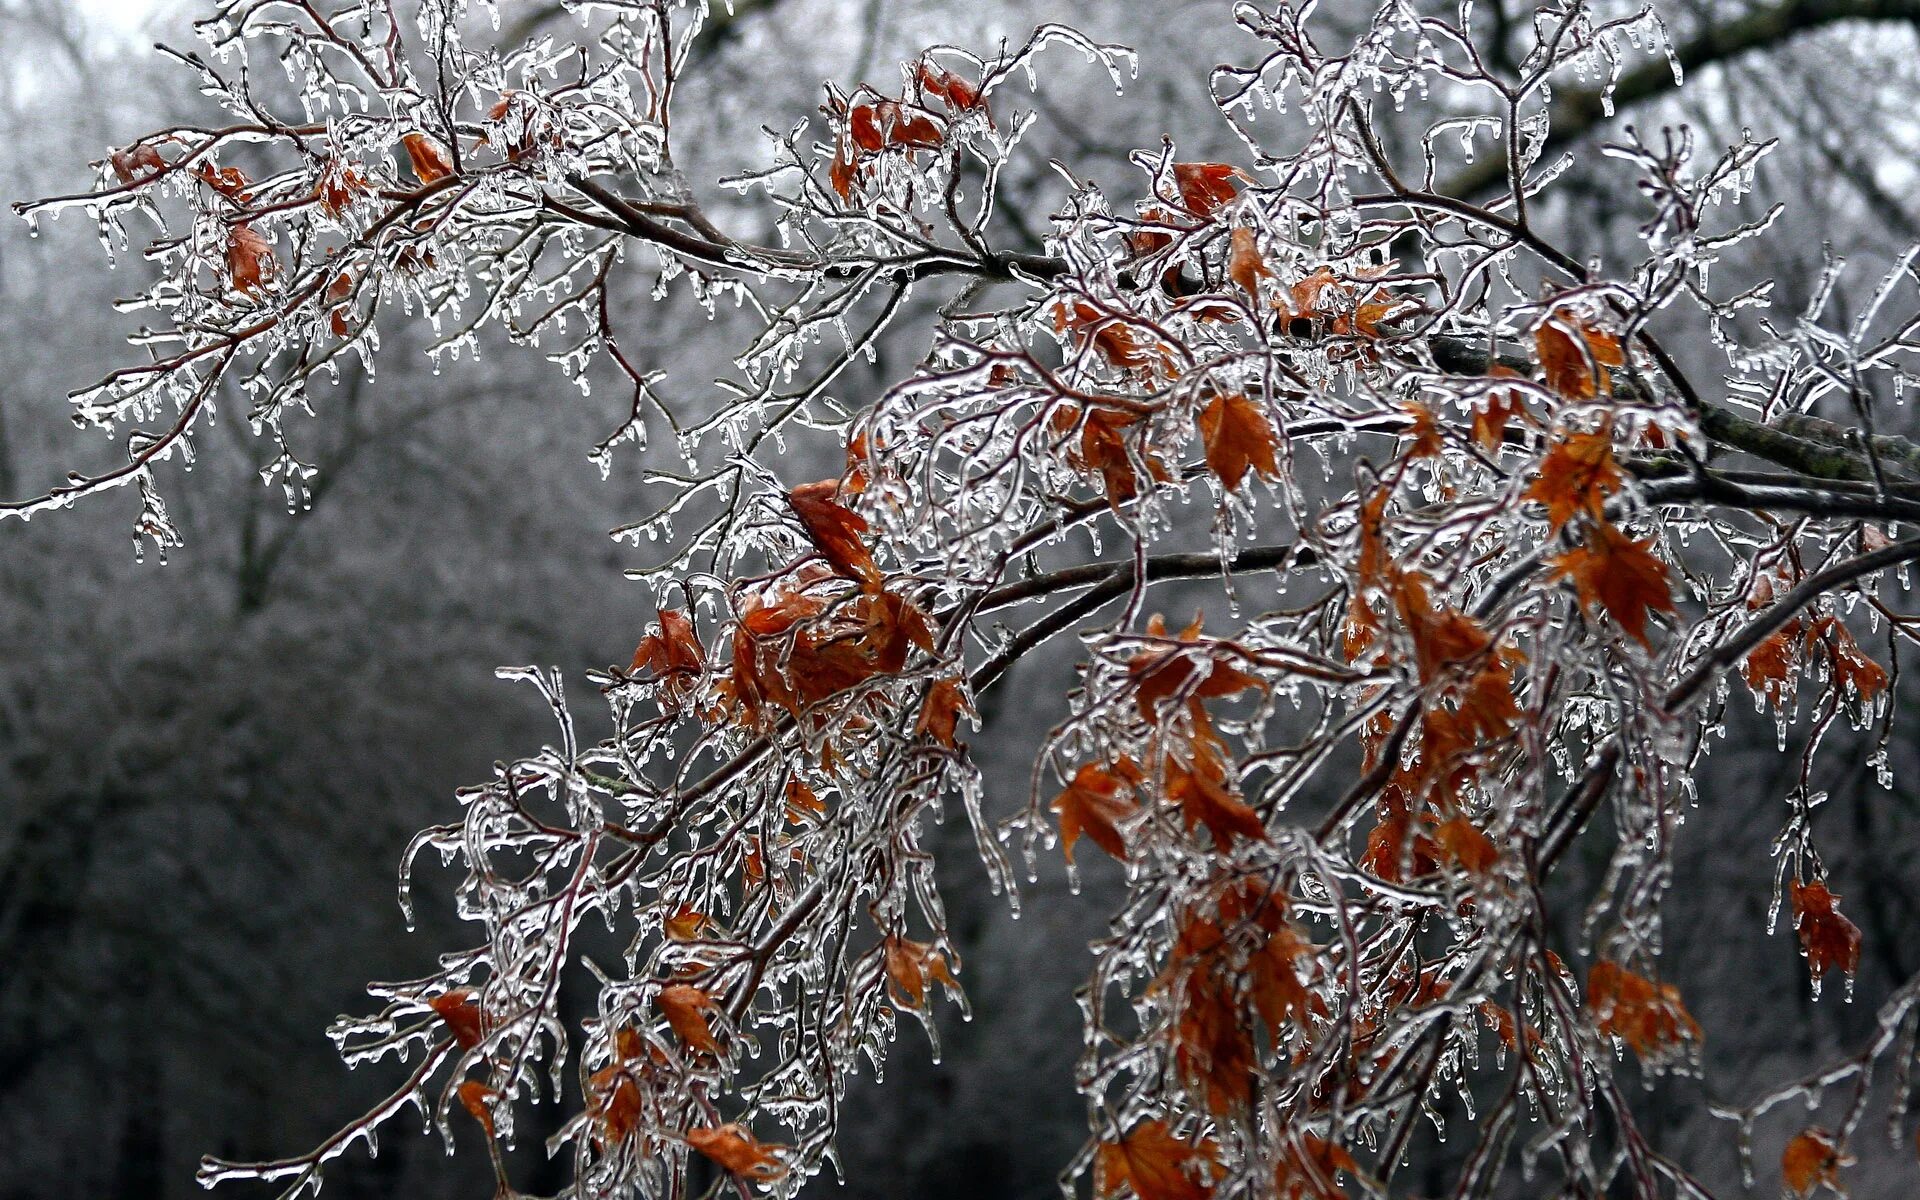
xmin=1551 ymin=519 xmax=1675 ymax=648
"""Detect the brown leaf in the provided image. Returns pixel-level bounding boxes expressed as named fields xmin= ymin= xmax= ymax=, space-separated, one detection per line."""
xmin=1524 ymin=428 xmax=1623 ymax=530
xmin=915 ymin=678 xmax=973 ymax=747
xmin=1587 ymin=959 xmax=1701 ymax=1063
xmin=787 ymin=481 xmax=880 ymax=586
xmin=1551 ymin=518 xmax=1675 ymax=648
xmin=664 ymin=904 xmax=710 ymax=941
xmin=1095 ymin=1120 xmax=1221 ymax=1200
xmin=1789 ymin=878 xmax=1862 ymax=984
xmin=1535 ymin=309 xmax=1625 ymax=399
xmin=456 ymin=1081 xmax=500 ymax=1139
xmin=1171 ymin=162 xmax=1243 ymax=217
xmin=402 ymin=132 xmax=454 ymax=184
xmin=1782 ymin=1128 xmax=1850 ymax=1197
xmin=110 ymin=142 xmax=167 ymax=185
xmin=1434 ymin=813 xmax=1498 ymax=874
xmin=1228 ymin=226 xmax=1272 ymax=299
xmin=883 ymin=936 xmax=959 ymax=1009
xmin=686 ymin=1124 xmax=789 ymax=1180
xmin=1197 ymin=391 xmax=1279 ymax=491
xmin=659 ymin=984 xmax=721 ymax=1055
xmin=1052 ymin=762 xmax=1138 ymax=863
xmin=631 ymin=608 xmax=705 ymax=703
xmin=226 ymin=223 xmax=275 ymax=295
xmin=428 ymin=989 xmax=485 ymax=1050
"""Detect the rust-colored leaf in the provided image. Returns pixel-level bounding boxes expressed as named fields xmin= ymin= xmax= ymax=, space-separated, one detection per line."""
xmin=1197 ymin=391 xmax=1279 ymax=491
xmin=659 ymin=984 xmax=721 ymax=1055
xmin=226 ymin=223 xmax=275 ymax=295
xmin=1524 ymin=428 xmax=1623 ymax=530
xmin=915 ymin=677 xmax=973 ymax=747
xmin=1434 ymin=813 xmax=1498 ymax=875
xmin=1587 ymin=959 xmax=1701 ymax=1063
xmin=664 ymin=904 xmax=710 ymax=941
xmin=787 ymin=481 xmax=880 ymax=586
xmin=1172 ymin=162 xmax=1243 ymax=217
xmin=429 ymin=989 xmax=485 ymax=1050
xmin=402 ymin=132 xmax=453 ymax=184
xmin=686 ymin=1124 xmax=789 ymax=1180
xmin=1052 ymin=762 xmax=1138 ymax=863
xmin=1789 ymin=878 xmax=1863 ymax=984
xmin=631 ymin=608 xmax=704 ymax=703
xmin=110 ymin=142 xmax=167 ymax=185
xmin=1535 ymin=309 xmax=1625 ymax=399
xmin=883 ymin=936 xmax=959 ymax=1009
xmin=1782 ymin=1128 xmax=1850 ymax=1197
xmin=1551 ymin=518 xmax=1675 ymax=648
xmin=456 ymin=1081 xmax=499 ymax=1139
xmin=1228 ymin=226 xmax=1272 ymax=299
xmin=1095 ymin=1119 xmax=1221 ymax=1200
xmin=1472 ymin=368 xmax=1526 ymax=451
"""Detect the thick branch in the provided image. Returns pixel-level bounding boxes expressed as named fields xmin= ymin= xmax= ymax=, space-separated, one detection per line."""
xmin=1444 ymin=0 xmax=1920 ymax=199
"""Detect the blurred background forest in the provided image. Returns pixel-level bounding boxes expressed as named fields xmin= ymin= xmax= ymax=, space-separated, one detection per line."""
xmin=3 ymin=0 xmax=1920 ymax=1197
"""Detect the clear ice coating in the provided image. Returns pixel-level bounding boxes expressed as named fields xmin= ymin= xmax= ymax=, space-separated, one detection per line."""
xmin=3 ymin=0 xmax=1916 ymax=1197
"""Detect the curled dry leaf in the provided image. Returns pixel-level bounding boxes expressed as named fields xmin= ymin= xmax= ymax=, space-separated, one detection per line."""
xmin=685 ymin=1124 xmax=789 ymax=1180
xmin=658 ymin=984 xmax=721 ymax=1055
xmin=428 ymin=990 xmax=485 ymax=1050
xmin=1171 ymin=161 xmax=1244 ymax=217
xmin=402 ymin=132 xmax=454 ymax=184
xmin=1789 ymin=878 xmax=1862 ymax=984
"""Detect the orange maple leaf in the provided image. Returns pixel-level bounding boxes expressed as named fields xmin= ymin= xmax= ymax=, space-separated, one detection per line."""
xmin=1197 ymin=391 xmax=1280 ymax=491
xmin=1095 ymin=1119 xmax=1221 ymax=1200
xmin=1551 ymin=518 xmax=1675 ymax=648
xmin=686 ymin=1124 xmax=789 ymax=1180
xmin=1808 ymin=615 xmax=1889 ymax=703
xmin=1052 ymin=761 xmax=1139 ymax=863
xmin=1524 ymin=428 xmax=1623 ymax=530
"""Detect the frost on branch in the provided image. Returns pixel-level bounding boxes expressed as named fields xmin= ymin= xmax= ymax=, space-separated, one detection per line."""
xmin=12 ymin=0 xmax=1920 ymax=1198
